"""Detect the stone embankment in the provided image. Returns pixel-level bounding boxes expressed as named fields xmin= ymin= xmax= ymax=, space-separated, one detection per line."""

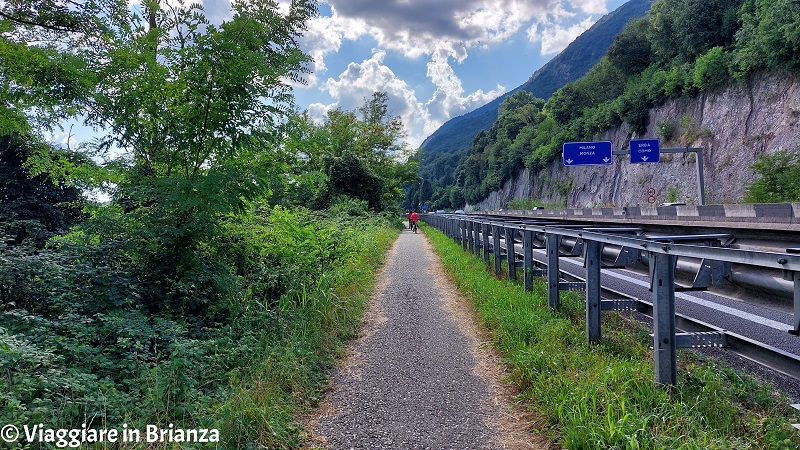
xmin=474 ymin=71 xmax=800 ymax=210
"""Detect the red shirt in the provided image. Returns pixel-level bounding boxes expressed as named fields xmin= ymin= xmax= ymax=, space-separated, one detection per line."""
xmin=410 ymin=212 xmax=419 ymax=222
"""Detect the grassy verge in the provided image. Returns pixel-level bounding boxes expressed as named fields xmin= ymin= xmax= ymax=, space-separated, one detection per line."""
xmin=217 ymin=219 xmax=399 ymax=448
xmin=425 ymin=226 xmax=800 ymax=449
xmin=0 ymin=211 xmax=400 ymax=450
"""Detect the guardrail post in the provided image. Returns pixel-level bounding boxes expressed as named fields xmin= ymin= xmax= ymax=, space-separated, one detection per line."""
xmin=468 ymin=220 xmax=475 ymax=256
xmin=466 ymin=219 xmax=472 ymax=252
xmin=547 ymin=233 xmax=561 ymax=309
xmin=785 ymin=249 xmax=800 ymax=335
xmin=792 ymin=274 xmax=800 ymax=336
xmin=482 ymin=223 xmax=490 ymax=266
xmin=696 ymin=147 xmax=706 ymax=206
xmin=492 ymin=225 xmax=502 ymax=275
xmin=474 ymin=221 xmax=482 ymax=257
xmin=472 ymin=221 xmax=479 ymax=255
xmin=461 ymin=220 xmax=468 ymax=250
xmin=506 ymin=227 xmax=517 ymax=281
xmin=586 ymin=239 xmax=601 ymax=343
xmin=523 ymin=229 xmax=534 ymax=291
xmin=652 ymin=251 xmax=678 ymax=386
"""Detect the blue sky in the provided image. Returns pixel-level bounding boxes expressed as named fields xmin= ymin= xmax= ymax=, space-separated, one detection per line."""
xmin=50 ymin=0 xmax=628 ymax=151
xmin=292 ymin=0 xmax=630 ymax=148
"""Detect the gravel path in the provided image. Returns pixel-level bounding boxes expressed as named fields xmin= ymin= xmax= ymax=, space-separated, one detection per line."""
xmin=305 ymin=227 xmax=548 ymax=450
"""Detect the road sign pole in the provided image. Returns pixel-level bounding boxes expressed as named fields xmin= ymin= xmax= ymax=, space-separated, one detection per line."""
xmin=695 ymin=147 xmax=706 ymax=205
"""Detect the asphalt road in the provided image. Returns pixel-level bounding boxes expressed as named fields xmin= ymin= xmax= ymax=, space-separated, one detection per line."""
xmin=307 ymin=227 xmax=545 ymax=450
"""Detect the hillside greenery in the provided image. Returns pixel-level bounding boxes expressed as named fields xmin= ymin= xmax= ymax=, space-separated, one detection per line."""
xmin=745 ymin=150 xmax=800 ymax=203
xmin=0 ymin=1 xmax=412 ymax=447
xmin=413 ymin=0 xmax=652 ymax=210
xmin=422 ymin=0 xmax=800 ymax=208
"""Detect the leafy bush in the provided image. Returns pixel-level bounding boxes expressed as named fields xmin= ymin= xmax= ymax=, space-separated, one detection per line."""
xmin=734 ymin=0 xmax=800 ymax=77
xmin=506 ymin=197 xmax=545 ymax=210
xmin=656 ymin=119 xmax=678 ymax=142
xmin=694 ymin=46 xmax=732 ymax=90
xmin=745 ymin=149 xmax=800 ymax=202
xmin=0 ymin=203 xmax=398 ymax=448
xmin=615 ymin=81 xmax=651 ymax=136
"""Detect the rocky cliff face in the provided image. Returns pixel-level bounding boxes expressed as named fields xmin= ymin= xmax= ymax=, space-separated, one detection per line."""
xmin=474 ymin=71 xmax=800 ymax=210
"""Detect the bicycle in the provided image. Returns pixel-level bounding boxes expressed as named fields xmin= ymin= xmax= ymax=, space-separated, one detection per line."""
xmin=410 ymin=220 xmax=418 ymax=233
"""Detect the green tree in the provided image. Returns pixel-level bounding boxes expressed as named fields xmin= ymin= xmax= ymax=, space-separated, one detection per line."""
xmin=277 ymin=94 xmax=416 ymax=211
xmin=326 ymin=151 xmax=383 ymax=210
xmin=607 ymin=18 xmax=653 ymax=76
xmin=649 ymin=0 xmax=743 ymax=64
xmin=0 ymin=134 xmax=87 ymax=247
xmin=693 ymin=47 xmax=732 ymax=90
xmin=449 ymin=187 xmax=465 ymax=209
xmin=319 ymin=93 xmax=416 ymax=211
xmin=1 ymin=0 xmax=318 ymax=314
xmin=734 ymin=0 xmax=800 ymax=76
xmin=548 ymin=83 xmax=593 ymax=125
xmin=745 ymin=150 xmax=800 ymax=203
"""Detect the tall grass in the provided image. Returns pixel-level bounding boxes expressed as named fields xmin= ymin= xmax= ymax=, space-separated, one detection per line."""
xmin=426 ymin=227 xmax=800 ymax=449
xmin=214 ymin=221 xmax=398 ymax=448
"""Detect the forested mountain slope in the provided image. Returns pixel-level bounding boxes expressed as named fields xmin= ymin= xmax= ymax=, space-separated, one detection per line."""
xmin=413 ymin=0 xmax=652 ymax=208
xmin=473 ymin=71 xmax=800 ymax=209
xmin=440 ymin=0 xmax=800 ymax=210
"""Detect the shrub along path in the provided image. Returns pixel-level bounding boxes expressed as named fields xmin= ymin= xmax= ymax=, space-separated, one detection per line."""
xmin=304 ymin=225 xmax=548 ymax=449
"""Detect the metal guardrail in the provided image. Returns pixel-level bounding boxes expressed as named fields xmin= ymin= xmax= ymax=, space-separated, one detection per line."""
xmin=422 ymin=214 xmax=800 ymax=386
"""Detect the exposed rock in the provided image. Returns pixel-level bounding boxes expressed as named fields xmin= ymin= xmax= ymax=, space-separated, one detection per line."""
xmin=473 ymin=71 xmax=800 ymax=210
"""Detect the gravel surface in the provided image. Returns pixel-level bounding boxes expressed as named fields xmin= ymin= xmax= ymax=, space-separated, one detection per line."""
xmin=305 ymin=228 xmax=548 ymax=450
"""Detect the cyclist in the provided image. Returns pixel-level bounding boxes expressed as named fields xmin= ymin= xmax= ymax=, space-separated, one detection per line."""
xmin=410 ymin=210 xmax=419 ymax=233
xmin=407 ymin=210 xmax=413 ymax=229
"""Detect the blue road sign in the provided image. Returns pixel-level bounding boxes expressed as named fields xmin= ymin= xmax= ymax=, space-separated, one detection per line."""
xmin=562 ymin=141 xmax=613 ymax=166
xmin=630 ymin=139 xmax=660 ymax=163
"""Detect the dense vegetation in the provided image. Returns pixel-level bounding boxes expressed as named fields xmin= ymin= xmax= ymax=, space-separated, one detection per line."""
xmin=0 ymin=1 xmax=413 ymax=447
xmin=413 ymin=0 xmax=652 ymax=210
xmin=745 ymin=150 xmax=800 ymax=203
xmin=426 ymin=226 xmax=800 ymax=449
xmin=422 ymin=0 xmax=800 ymax=208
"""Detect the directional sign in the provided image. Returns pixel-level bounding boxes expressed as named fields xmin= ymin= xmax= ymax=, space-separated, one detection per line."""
xmin=562 ymin=141 xmax=613 ymax=166
xmin=630 ymin=139 xmax=660 ymax=163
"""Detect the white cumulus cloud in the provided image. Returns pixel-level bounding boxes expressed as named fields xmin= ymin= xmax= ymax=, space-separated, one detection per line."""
xmin=528 ymin=16 xmax=595 ymax=55
xmin=319 ymin=51 xmax=430 ymax=147
xmin=300 ymin=0 xmax=614 ymax=146
xmin=425 ymin=48 xmax=505 ymax=125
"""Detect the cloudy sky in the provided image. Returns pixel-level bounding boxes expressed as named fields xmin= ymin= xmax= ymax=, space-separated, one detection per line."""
xmin=287 ymin=0 xmax=629 ymax=148
xmin=49 ymin=0 xmax=628 ymax=151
